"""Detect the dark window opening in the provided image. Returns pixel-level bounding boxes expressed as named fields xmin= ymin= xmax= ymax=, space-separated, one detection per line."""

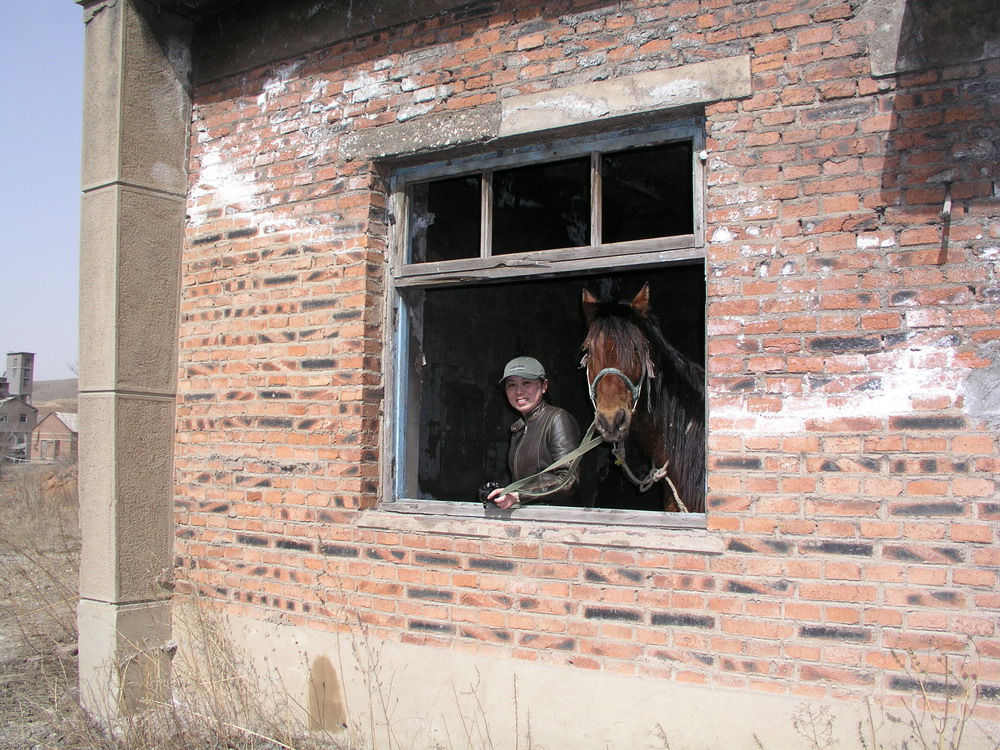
xmin=410 ymin=175 xmax=481 ymax=264
xmin=492 ymin=156 xmax=591 ymax=254
xmin=400 ymin=265 xmax=704 ymax=512
xmin=602 ymin=141 xmax=693 ymax=243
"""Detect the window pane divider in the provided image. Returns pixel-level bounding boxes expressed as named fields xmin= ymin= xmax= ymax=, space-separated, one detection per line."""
xmin=481 ymin=169 xmax=493 ymax=259
xmin=590 ymin=151 xmax=601 ymax=247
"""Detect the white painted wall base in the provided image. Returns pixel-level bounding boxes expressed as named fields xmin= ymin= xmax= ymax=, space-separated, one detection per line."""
xmin=173 ymin=607 xmax=1000 ymax=750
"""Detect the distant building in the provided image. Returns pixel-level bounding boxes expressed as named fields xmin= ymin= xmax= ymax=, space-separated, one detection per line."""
xmin=5 ymin=352 xmax=35 ymax=403
xmin=32 ymin=412 xmax=79 ymax=464
xmin=1 ymin=352 xmax=38 ymax=461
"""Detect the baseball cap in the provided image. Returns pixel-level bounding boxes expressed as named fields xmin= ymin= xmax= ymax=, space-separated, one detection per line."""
xmin=499 ymin=356 xmax=546 ymax=384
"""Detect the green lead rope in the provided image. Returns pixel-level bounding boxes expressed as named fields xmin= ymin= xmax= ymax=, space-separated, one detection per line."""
xmin=492 ymin=421 xmax=604 ymax=509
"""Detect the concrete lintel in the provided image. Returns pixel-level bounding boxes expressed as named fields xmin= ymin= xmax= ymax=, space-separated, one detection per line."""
xmin=342 ymin=56 xmax=752 ymax=161
xmin=499 ymin=55 xmax=752 ymax=137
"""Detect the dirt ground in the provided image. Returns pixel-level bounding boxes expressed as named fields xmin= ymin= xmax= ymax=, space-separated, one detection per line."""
xmin=0 ymin=463 xmax=85 ymax=749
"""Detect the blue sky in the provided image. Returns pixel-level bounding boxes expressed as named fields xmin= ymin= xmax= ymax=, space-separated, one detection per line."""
xmin=0 ymin=1 xmax=83 ymax=381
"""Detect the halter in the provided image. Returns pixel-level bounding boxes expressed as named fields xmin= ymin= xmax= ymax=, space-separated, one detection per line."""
xmin=587 ymin=366 xmax=646 ymax=413
xmin=585 ymin=360 xmax=689 ymax=512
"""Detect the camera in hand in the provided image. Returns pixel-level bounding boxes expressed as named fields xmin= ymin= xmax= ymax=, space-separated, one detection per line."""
xmin=478 ymin=481 xmax=501 ymax=505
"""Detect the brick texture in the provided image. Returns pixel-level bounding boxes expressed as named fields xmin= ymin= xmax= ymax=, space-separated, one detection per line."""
xmin=173 ymin=0 xmax=1000 ymax=723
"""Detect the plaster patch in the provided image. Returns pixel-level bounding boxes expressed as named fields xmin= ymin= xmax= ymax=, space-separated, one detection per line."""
xmin=711 ymin=227 xmax=736 ymax=243
xmin=344 ymin=70 xmax=391 ymax=104
xmin=648 ymin=78 xmax=709 ymax=105
xmin=189 ymin=146 xmax=261 ymax=225
xmin=512 ymin=92 xmax=612 ymax=121
xmin=965 ymin=342 xmax=1000 ymax=429
xmin=712 ymin=345 xmax=969 ymax=434
xmin=257 ymin=60 xmax=305 ymax=110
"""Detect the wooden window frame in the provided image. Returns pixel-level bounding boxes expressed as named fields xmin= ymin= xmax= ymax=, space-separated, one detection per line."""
xmin=384 ymin=120 xmax=708 ymax=529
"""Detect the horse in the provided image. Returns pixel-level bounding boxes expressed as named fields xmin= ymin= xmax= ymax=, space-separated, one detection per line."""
xmin=581 ymin=282 xmax=706 ymax=512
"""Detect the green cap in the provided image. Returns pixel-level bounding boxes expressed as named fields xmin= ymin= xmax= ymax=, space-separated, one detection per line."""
xmin=500 ymin=356 xmax=546 ymax=384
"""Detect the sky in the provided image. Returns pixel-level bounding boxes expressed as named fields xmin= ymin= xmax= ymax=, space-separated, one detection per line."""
xmin=0 ymin=1 xmax=83 ymax=382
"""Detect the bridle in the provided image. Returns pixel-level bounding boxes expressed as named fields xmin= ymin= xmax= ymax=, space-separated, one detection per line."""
xmin=586 ymin=365 xmax=646 ymax=413
xmin=582 ymin=351 xmax=688 ymax=512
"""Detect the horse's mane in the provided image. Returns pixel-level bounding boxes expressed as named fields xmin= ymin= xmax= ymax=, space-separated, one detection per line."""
xmin=583 ymin=299 xmax=704 ymax=410
xmin=585 ymin=294 xmax=706 ymax=512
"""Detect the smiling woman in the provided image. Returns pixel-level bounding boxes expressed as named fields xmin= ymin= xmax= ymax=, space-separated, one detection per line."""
xmin=486 ymin=356 xmax=582 ymax=509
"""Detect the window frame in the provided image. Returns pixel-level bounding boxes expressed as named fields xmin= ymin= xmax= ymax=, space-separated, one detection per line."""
xmin=384 ymin=119 xmax=708 ymax=529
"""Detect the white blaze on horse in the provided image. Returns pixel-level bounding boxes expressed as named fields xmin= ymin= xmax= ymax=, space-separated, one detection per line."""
xmin=581 ymin=283 xmax=706 ymax=513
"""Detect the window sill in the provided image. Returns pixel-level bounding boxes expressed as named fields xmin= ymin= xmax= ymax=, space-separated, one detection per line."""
xmin=359 ymin=500 xmax=720 ymax=554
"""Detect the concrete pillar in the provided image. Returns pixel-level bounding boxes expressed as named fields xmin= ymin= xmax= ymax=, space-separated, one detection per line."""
xmin=76 ymin=0 xmax=190 ymax=719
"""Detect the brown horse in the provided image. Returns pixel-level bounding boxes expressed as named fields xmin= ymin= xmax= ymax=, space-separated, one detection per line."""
xmin=581 ymin=283 xmax=705 ymax=512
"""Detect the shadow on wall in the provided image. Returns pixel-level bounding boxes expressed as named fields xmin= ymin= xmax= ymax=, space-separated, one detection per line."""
xmin=881 ymin=0 xmax=1000 ymax=422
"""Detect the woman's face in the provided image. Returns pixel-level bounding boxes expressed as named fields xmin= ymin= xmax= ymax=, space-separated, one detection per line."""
xmin=504 ymin=376 xmax=548 ymax=415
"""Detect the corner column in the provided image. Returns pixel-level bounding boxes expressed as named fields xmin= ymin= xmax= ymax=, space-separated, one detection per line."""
xmin=75 ymin=0 xmax=190 ymax=719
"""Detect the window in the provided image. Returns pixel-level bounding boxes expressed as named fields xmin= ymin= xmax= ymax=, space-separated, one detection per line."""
xmin=388 ymin=121 xmax=706 ymax=523
xmin=19 ymin=414 xmax=27 ymax=424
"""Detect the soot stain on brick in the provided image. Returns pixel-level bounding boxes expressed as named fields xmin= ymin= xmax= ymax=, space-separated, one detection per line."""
xmin=407 ymin=587 xmax=454 ymax=602
xmin=469 ymin=557 xmax=516 ymax=572
xmin=935 ymin=546 xmax=963 ymax=563
xmin=618 ymin=568 xmax=644 ymax=583
xmin=585 ymin=569 xmax=609 ymax=583
xmin=931 ymin=590 xmax=960 ymax=603
xmin=415 ymin=553 xmax=459 ymax=567
xmin=651 ymin=612 xmax=714 ymax=629
xmin=891 ymin=502 xmax=964 ymax=517
xmin=583 ymin=606 xmax=641 ymax=622
xmin=236 ymin=534 xmax=268 ymax=547
xmin=716 ymin=457 xmax=762 ymax=470
xmin=302 ymin=358 xmax=336 ymax=369
xmin=891 ymin=415 xmax=965 ymax=430
xmin=727 ymin=540 xmax=755 ymax=553
xmin=320 ymin=544 xmax=359 ymax=558
xmin=408 ymin=620 xmax=455 ymax=635
xmin=979 ymin=684 xmax=1000 ymax=701
xmin=276 ymin=538 xmax=312 ymax=552
xmin=890 ymin=676 xmax=963 ymax=696
xmin=885 ymin=546 xmax=922 ymax=562
xmin=805 ymin=541 xmax=874 ymax=556
xmin=726 ymin=581 xmax=758 ymax=595
xmin=809 ymin=336 xmax=882 ymax=353
xmin=800 ymin=625 xmax=870 ymax=642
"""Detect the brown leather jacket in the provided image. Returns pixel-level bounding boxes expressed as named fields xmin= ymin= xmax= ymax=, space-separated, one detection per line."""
xmin=508 ymin=402 xmax=581 ymax=504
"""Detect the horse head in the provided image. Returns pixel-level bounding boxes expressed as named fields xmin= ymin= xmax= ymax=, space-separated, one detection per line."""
xmin=581 ymin=283 xmax=656 ymax=444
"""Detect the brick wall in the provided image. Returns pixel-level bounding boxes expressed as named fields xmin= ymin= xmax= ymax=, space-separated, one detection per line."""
xmin=173 ymin=0 xmax=1000 ymax=726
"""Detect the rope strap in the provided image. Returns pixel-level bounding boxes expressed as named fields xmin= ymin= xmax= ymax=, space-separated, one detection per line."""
xmin=612 ymin=443 xmax=688 ymax=513
xmin=492 ymin=421 xmax=603 ymax=508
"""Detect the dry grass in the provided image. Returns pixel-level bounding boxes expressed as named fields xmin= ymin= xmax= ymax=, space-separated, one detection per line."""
xmin=0 ymin=463 xmax=339 ymax=750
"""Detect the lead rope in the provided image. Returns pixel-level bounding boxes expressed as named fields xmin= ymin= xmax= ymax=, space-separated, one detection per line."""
xmin=490 ymin=420 xmax=603 ymax=508
xmin=589 ymin=363 xmax=689 ymax=512
xmin=611 ymin=442 xmax=688 ymax=513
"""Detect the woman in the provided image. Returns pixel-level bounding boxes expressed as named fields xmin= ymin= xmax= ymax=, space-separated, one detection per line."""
xmin=487 ymin=356 xmax=581 ymax=509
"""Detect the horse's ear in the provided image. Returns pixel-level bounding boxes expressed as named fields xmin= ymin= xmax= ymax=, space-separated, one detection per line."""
xmin=582 ymin=288 xmax=599 ymax=324
xmin=630 ymin=282 xmax=651 ymax=318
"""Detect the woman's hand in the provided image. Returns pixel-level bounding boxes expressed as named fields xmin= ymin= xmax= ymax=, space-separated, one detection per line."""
xmin=487 ymin=487 xmax=520 ymax=510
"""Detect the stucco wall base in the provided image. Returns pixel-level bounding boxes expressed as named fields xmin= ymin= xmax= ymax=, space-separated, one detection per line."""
xmin=176 ymin=609 xmax=1000 ymax=750
xmin=78 ymin=598 xmax=173 ymax=721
